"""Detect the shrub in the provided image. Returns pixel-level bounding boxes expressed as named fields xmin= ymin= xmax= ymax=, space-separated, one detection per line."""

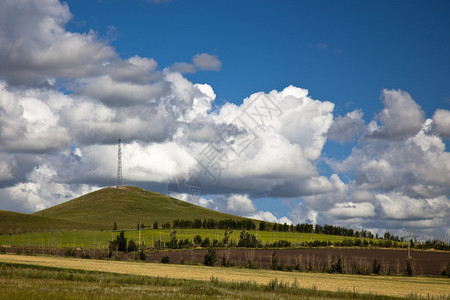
xmin=161 ymin=255 xmax=170 ymax=264
xmin=406 ymin=259 xmax=414 ymax=277
xmin=135 ymin=244 xmax=146 ymax=261
xmin=65 ymin=248 xmax=76 ymax=257
xmin=127 ymin=239 xmax=138 ymax=252
xmin=221 ymin=253 xmax=232 ymax=267
xmin=441 ymin=262 xmax=450 ymax=277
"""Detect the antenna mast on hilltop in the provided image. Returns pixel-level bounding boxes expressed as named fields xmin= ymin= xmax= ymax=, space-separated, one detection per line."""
xmin=116 ymin=137 xmax=123 ymax=189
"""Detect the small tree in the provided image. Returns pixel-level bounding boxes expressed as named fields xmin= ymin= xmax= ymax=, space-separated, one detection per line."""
xmin=167 ymin=231 xmax=178 ymax=249
xmin=113 ymin=222 xmax=117 ymax=230
xmin=204 ymin=247 xmax=217 ymax=266
xmin=222 ymin=230 xmax=233 ymax=247
xmin=153 ymin=221 xmax=159 ymax=229
xmin=109 ymin=230 xmax=127 ymax=252
xmin=202 ymin=237 xmax=210 ymax=248
xmin=135 ymin=243 xmax=146 ymax=261
xmin=372 ymin=259 xmax=381 ymax=274
xmin=194 ymin=235 xmax=202 ymax=246
xmin=259 ymin=221 xmax=266 ymax=231
xmin=271 ymin=250 xmax=279 ymax=270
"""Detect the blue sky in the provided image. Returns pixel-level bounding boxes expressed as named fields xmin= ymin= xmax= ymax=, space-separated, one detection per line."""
xmin=0 ymin=0 xmax=449 ymax=238
xmin=65 ymin=0 xmax=450 ymax=110
xmin=65 ymin=0 xmax=450 ymax=156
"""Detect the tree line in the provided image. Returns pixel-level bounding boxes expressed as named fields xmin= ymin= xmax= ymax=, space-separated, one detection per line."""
xmin=149 ymin=218 xmax=402 ymax=241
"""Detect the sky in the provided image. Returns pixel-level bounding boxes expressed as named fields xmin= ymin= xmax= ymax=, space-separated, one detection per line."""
xmin=0 ymin=0 xmax=449 ymax=239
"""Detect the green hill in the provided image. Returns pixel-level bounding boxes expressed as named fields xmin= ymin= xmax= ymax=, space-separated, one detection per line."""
xmin=0 ymin=210 xmax=101 ymax=234
xmin=32 ymin=186 xmax=250 ymax=231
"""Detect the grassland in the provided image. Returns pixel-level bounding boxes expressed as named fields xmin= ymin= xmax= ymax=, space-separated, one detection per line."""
xmin=1 ymin=254 xmax=449 ymax=298
xmin=0 ymin=228 xmax=360 ymax=249
xmin=31 ymin=186 xmax=249 ymax=231
xmin=0 ymin=210 xmax=104 ymax=234
xmin=0 ymin=263 xmax=404 ymax=300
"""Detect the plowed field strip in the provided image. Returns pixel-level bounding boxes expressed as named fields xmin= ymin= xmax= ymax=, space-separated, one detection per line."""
xmin=1 ymin=254 xmax=448 ymax=298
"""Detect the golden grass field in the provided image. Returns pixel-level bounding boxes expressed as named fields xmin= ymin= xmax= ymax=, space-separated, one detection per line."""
xmin=1 ymin=254 xmax=448 ymax=298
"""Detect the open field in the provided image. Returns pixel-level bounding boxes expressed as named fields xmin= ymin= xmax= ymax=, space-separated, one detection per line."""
xmin=1 ymin=254 xmax=449 ymax=298
xmin=0 ymin=228 xmax=371 ymax=249
xmin=0 ymin=262 xmax=415 ymax=300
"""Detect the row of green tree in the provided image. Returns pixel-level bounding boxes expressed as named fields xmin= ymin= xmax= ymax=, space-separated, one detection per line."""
xmin=153 ymin=230 xmax=284 ymax=250
xmin=151 ymin=218 xmax=403 ymax=241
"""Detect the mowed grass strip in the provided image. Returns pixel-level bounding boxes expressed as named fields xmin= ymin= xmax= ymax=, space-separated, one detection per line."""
xmin=1 ymin=254 xmax=448 ymax=298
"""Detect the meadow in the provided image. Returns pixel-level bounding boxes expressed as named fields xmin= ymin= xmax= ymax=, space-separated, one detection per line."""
xmin=0 ymin=228 xmax=363 ymax=249
xmin=1 ymin=254 xmax=449 ymax=299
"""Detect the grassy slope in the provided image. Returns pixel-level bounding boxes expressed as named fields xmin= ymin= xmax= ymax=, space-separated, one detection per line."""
xmin=32 ymin=186 xmax=249 ymax=230
xmin=0 ymin=210 xmax=102 ymax=234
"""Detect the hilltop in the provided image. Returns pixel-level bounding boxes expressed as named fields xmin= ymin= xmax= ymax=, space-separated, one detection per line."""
xmin=30 ymin=186 xmax=249 ymax=231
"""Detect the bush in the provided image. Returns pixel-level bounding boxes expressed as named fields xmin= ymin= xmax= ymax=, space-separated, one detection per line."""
xmin=221 ymin=253 xmax=233 ymax=267
xmin=406 ymin=259 xmax=414 ymax=276
xmin=441 ymin=262 xmax=450 ymax=277
xmin=203 ymin=247 xmax=217 ymax=266
xmin=161 ymin=255 xmax=170 ymax=264
xmin=65 ymin=248 xmax=76 ymax=257
xmin=127 ymin=239 xmax=138 ymax=252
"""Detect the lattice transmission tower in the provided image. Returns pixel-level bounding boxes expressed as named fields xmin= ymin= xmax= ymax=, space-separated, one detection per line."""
xmin=116 ymin=137 xmax=123 ymax=189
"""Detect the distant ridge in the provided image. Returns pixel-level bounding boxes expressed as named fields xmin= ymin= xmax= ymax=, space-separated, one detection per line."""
xmin=29 ymin=186 xmax=249 ymax=231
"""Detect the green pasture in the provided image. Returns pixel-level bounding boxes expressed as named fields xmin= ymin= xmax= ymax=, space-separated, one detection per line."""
xmin=0 ymin=228 xmax=361 ymax=249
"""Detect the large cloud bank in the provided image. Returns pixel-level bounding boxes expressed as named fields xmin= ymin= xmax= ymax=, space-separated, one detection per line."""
xmin=0 ymin=0 xmax=448 ymax=238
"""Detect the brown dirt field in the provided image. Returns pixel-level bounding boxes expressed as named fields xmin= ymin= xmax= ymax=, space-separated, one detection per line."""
xmin=148 ymin=248 xmax=450 ymax=276
xmin=1 ymin=254 xmax=449 ymax=298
